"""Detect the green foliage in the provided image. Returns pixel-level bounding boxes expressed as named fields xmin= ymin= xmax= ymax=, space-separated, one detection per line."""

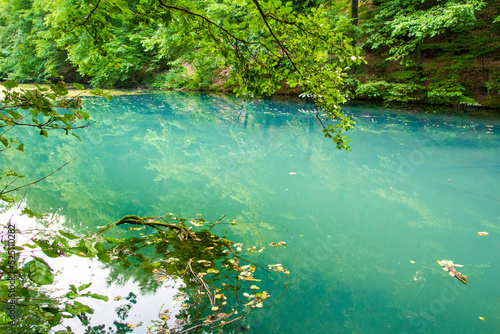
xmin=350 ymin=79 xmax=423 ymax=103
xmin=364 ymin=0 xmax=486 ymax=63
xmin=426 ymin=81 xmax=479 ymax=106
xmin=0 ymin=0 xmax=498 ymax=107
xmin=0 ymin=0 xmax=71 ymax=82
xmin=0 ymin=221 xmax=110 ymax=333
xmin=0 ymin=81 xmax=113 ymax=206
xmin=25 ymin=256 xmax=54 ymax=285
xmin=351 ymin=0 xmax=500 ymax=107
xmin=0 ymin=81 xmax=92 ymax=153
xmin=150 ymin=51 xmax=220 ymax=90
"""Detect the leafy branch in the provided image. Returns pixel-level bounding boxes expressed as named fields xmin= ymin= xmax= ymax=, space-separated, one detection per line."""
xmin=1 ymin=210 xmax=289 ymax=333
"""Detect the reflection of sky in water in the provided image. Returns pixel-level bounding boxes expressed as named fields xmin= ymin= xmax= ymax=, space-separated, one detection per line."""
xmin=1 ymin=93 xmax=499 ymax=333
xmin=0 ymin=206 xmax=184 ymax=332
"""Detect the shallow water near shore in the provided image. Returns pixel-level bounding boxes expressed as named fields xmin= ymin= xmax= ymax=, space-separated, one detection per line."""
xmin=2 ymin=92 xmax=499 ymax=333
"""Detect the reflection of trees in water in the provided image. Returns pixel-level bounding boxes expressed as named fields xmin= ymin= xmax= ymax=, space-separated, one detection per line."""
xmin=92 ymin=215 xmax=289 ymax=333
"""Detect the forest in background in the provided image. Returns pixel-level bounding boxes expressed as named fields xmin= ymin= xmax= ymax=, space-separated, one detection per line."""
xmin=0 ymin=0 xmax=499 ymax=108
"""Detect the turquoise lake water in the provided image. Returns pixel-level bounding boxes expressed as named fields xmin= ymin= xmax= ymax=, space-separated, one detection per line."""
xmin=1 ymin=92 xmax=499 ymax=333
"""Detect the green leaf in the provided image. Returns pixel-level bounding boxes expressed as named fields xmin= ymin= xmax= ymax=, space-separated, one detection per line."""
xmin=66 ymin=246 xmax=88 ymax=256
xmin=1 ymin=80 xmax=18 ymax=90
xmin=42 ymin=249 xmax=61 ymax=258
xmin=48 ymin=311 xmax=62 ymax=327
xmin=40 ymin=129 xmax=48 ymax=137
xmin=5 ymin=110 xmax=22 ymax=120
xmin=21 ymin=207 xmax=43 ymax=218
xmin=96 ymin=251 xmax=111 ymax=263
xmin=16 ymin=143 xmax=25 ymax=153
xmin=102 ymin=93 xmax=113 ymax=101
xmin=27 ymin=257 xmax=54 ymax=285
xmin=0 ymin=137 xmax=9 ymax=147
xmin=104 ymin=237 xmax=122 ymax=244
xmin=59 ymin=231 xmax=80 ymax=240
xmin=64 ymin=303 xmax=80 ymax=315
xmin=78 ymin=282 xmax=92 ymax=291
xmin=84 ymin=293 xmax=109 ymax=302
xmin=0 ymin=280 xmax=11 ymax=298
xmin=65 ymin=291 xmax=78 ymax=299
xmin=46 ymin=93 xmax=57 ymax=101
xmin=0 ymin=311 xmax=11 ymax=324
xmin=72 ymin=83 xmax=85 ymax=90
xmin=80 ymin=111 xmax=90 ymax=120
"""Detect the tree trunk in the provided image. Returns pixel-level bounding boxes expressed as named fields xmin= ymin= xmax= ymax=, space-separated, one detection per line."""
xmin=351 ymin=0 xmax=358 ymax=26
xmin=416 ymin=40 xmax=423 ymax=67
xmin=351 ymin=0 xmax=359 ymax=46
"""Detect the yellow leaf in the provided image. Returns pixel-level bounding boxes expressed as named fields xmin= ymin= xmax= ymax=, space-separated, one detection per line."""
xmin=479 ymin=316 xmax=485 ymax=322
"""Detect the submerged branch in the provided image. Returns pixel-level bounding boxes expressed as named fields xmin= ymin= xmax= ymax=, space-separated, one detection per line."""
xmin=96 ymin=215 xmax=200 ymax=240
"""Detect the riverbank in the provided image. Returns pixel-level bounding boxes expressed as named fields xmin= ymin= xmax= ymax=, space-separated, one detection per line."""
xmin=3 ymin=81 xmax=499 ymax=121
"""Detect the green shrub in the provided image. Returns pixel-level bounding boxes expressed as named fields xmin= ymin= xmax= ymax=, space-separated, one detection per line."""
xmin=426 ymin=81 xmax=479 ymax=106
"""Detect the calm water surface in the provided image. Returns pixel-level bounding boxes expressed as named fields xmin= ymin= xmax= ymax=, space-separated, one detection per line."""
xmin=2 ymin=92 xmax=499 ymax=333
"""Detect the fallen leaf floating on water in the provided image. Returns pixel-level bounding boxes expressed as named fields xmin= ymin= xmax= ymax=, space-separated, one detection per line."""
xmin=410 ymin=260 xmax=415 ymax=264
xmin=289 ymin=172 xmax=297 ymax=175
xmin=479 ymin=316 xmax=485 ymax=322
xmin=478 ymin=231 xmax=489 ymax=236
xmin=437 ymin=260 xmax=467 ymax=285
xmin=269 ymin=241 xmax=288 ymax=247
xmin=197 ymin=260 xmax=211 ymax=264
xmin=268 ymin=264 xmax=290 ymax=274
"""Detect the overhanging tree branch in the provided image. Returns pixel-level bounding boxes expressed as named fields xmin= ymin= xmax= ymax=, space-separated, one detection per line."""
xmin=156 ymin=0 xmax=250 ymax=45
xmin=251 ymin=0 xmax=301 ymax=74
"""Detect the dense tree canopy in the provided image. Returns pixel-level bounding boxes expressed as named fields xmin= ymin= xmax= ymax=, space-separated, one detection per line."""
xmin=19 ymin=0 xmax=362 ymax=148
xmin=1 ymin=0 xmax=499 ymax=107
